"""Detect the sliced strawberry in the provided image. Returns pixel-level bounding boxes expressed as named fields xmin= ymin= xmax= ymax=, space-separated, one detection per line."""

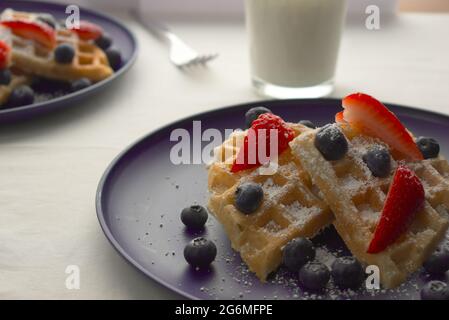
xmin=1 ymin=20 xmax=56 ymax=49
xmin=341 ymin=93 xmax=423 ymax=161
xmin=231 ymin=113 xmax=295 ymax=173
xmin=367 ymin=165 xmax=425 ymax=254
xmin=69 ymin=20 xmax=103 ymax=41
xmin=0 ymin=40 xmax=11 ymax=69
xmin=335 ymin=111 xmax=345 ymax=124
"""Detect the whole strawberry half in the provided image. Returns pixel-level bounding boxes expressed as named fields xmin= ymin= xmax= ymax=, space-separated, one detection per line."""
xmin=1 ymin=19 xmax=56 ymax=49
xmin=367 ymin=165 xmax=425 ymax=254
xmin=341 ymin=93 xmax=423 ymax=161
xmin=231 ymin=113 xmax=295 ymax=173
xmin=69 ymin=20 xmax=103 ymax=41
xmin=0 ymin=40 xmax=11 ymax=69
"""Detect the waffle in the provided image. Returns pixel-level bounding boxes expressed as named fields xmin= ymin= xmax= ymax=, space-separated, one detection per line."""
xmin=0 ymin=69 xmax=31 ymax=106
xmin=290 ymin=125 xmax=449 ymax=288
xmin=208 ymin=124 xmax=333 ymax=281
xmin=1 ymin=9 xmax=113 ymax=82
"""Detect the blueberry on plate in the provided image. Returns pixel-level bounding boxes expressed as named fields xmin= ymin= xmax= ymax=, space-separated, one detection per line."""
xmin=54 ymin=44 xmax=75 ymax=64
xmin=421 ymin=280 xmax=449 ymax=300
xmin=331 ymin=256 xmax=365 ymax=289
xmin=95 ymin=33 xmax=113 ymax=50
xmin=7 ymin=85 xmax=34 ymax=107
xmin=180 ymin=205 xmax=208 ymax=229
xmin=298 ymin=120 xmax=316 ymax=129
xmin=314 ymin=124 xmax=348 ymax=161
xmin=362 ymin=145 xmax=391 ymax=178
xmin=245 ymin=106 xmax=272 ymax=128
xmin=71 ymin=78 xmax=92 ymax=92
xmin=0 ymin=68 xmax=11 ymax=86
xmin=282 ymin=238 xmax=315 ymax=272
xmin=423 ymin=243 xmax=449 ymax=274
xmin=235 ymin=182 xmax=264 ymax=214
xmin=184 ymin=237 xmax=217 ymax=268
xmin=416 ymin=137 xmax=440 ymax=159
xmin=299 ymin=261 xmax=330 ymax=291
xmin=105 ymin=48 xmax=122 ymax=71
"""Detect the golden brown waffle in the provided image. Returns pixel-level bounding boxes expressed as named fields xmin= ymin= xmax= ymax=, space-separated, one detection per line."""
xmin=208 ymin=124 xmax=333 ymax=281
xmin=1 ymin=9 xmax=113 ymax=82
xmin=291 ymin=125 xmax=449 ymax=288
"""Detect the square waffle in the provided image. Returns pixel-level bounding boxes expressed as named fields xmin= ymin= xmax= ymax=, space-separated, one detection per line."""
xmin=1 ymin=8 xmax=113 ymax=82
xmin=208 ymin=124 xmax=333 ymax=281
xmin=290 ymin=125 xmax=449 ymax=288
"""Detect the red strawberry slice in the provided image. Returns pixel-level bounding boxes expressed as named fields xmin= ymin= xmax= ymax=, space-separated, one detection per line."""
xmin=0 ymin=40 xmax=11 ymax=69
xmin=335 ymin=111 xmax=345 ymax=124
xmin=341 ymin=93 xmax=423 ymax=161
xmin=367 ymin=165 xmax=425 ymax=254
xmin=1 ymin=20 xmax=56 ymax=49
xmin=231 ymin=113 xmax=295 ymax=173
xmin=69 ymin=20 xmax=103 ymax=41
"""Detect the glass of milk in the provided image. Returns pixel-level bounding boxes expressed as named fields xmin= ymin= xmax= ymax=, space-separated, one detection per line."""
xmin=245 ymin=0 xmax=347 ymax=98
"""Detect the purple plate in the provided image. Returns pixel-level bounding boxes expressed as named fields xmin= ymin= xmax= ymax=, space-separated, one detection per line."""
xmin=96 ymin=99 xmax=449 ymax=300
xmin=0 ymin=0 xmax=137 ymax=123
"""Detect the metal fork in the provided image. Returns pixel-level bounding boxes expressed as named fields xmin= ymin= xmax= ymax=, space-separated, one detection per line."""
xmin=131 ymin=10 xmax=218 ymax=68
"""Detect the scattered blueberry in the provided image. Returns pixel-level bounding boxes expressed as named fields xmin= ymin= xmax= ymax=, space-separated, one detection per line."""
xmin=245 ymin=106 xmax=272 ymax=128
xmin=95 ymin=33 xmax=113 ymax=50
xmin=184 ymin=237 xmax=217 ymax=268
xmin=362 ymin=145 xmax=391 ymax=178
xmin=0 ymin=68 xmax=11 ymax=86
xmin=424 ymin=244 xmax=449 ymax=274
xmin=7 ymin=85 xmax=34 ymax=107
xmin=421 ymin=281 xmax=449 ymax=300
xmin=298 ymin=120 xmax=316 ymax=129
xmin=235 ymin=182 xmax=264 ymax=214
xmin=54 ymin=44 xmax=75 ymax=64
xmin=416 ymin=137 xmax=440 ymax=159
xmin=37 ymin=15 xmax=57 ymax=29
xmin=314 ymin=124 xmax=348 ymax=161
xmin=298 ymin=261 xmax=330 ymax=291
xmin=180 ymin=205 xmax=208 ymax=229
xmin=105 ymin=48 xmax=122 ymax=71
xmin=282 ymin=238 xmax=315 ymax=272
xmin=71 ymin=78 xmax=92 ymax=92
xmin=331 ymin=256 xmax=365 ymax=289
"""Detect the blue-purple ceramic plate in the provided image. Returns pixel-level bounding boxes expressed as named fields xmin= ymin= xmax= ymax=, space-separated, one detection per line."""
xmin=0 ymin=0 xmax=137 ymax=123
xmin=96 ymin=99 xmax=449 ymax=300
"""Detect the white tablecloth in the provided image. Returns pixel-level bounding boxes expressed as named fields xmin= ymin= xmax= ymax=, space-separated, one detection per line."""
xmin=0 ymin=11 xmax=448 ymax=299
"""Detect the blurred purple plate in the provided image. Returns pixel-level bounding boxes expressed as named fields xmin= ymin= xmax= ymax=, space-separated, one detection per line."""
xmin=96 ymin=99 xmax=449 ymax=300
xmin=0 ymin=0 xmax=137 ymax=123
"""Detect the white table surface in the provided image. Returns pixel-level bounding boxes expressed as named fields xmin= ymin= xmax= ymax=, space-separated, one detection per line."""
xmin=0 ymin=11 xmax=448 ymax=299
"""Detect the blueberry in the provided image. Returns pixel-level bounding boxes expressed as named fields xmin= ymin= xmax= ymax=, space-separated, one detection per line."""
xmin=0 ymin=68 xmax=11 ymax=85
xmin=421 ymin=281 xmax=449 ymax=300
xmin=314 ymin=124 xmax=348 ymax=161
xmin=180 ymin=205 xmax=208 ymax=229
xmin=424 ymin=244 xmax=449 ymax=274
xmin=298 ymin=120 xmax=316 ymax=129
xmin=184 ymin=237 xmax=217 ymax=268
xmin=245 ymin=106 xmax=272 ymax=128
xmin=71 ymin=78 xmax=92 ymax=92
xmin=95 ymin=33 xmax=113 ymax=50
xmin=298 ymin=261 xmax=330 ymax=291
xmin=54 ymin=44 xmax=75 ymax=64
xmin=7 ymin=85 xmax=34 ymax=107
xmin=105 ymin=48 xmax=122 ymax=71
xmin=362 ymin=145 xmax=391 ymax=178
xmin=331 ymin=256 xmax=365 ymax=289
xmin=235 ymin=182 xmax=263 ymax=214
xmin=416 ymin=137 xmax=440 ymax=159
xmin=282 ymin=238 xmax=315 ymax=272
xmin=37 ymin=15 xmax=57 ymax=29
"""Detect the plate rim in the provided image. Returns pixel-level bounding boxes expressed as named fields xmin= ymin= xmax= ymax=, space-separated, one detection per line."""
xmin=0 ymin=0 xmax=139 ymax=118
xmin=95 ymin=98 xmax=449 ymax=300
